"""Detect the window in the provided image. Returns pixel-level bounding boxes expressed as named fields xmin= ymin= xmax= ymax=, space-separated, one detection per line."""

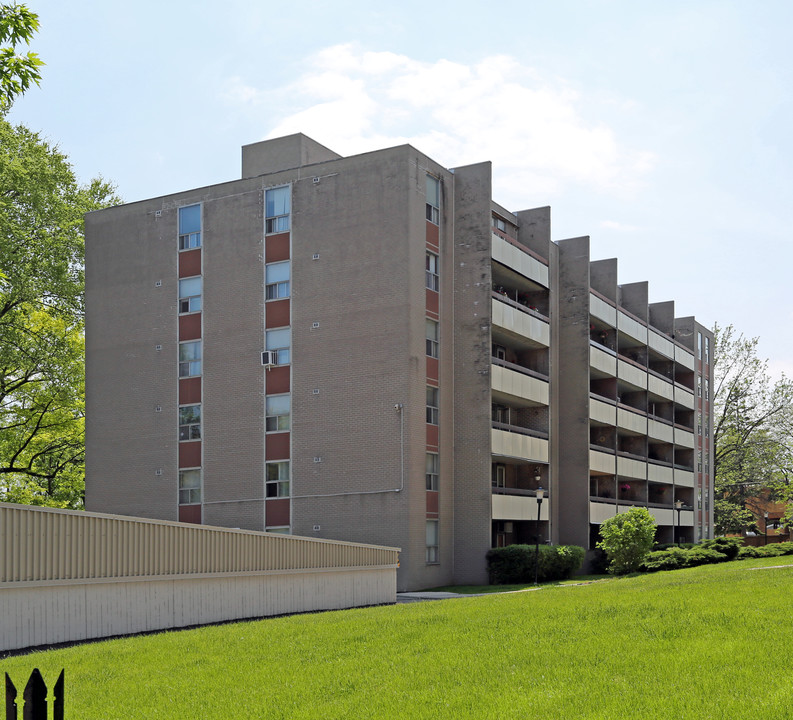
xmin=266 ymin=461 xmax=290 ymax=498
xmin=697 ymin=449 xmax=702 ymax=472
xmin=426 ymin=386 xmax=439 ymax=425
xmin=265 ymin=186 xmax=290 ymax=234
xmin=705 ymin=336 xmax=710 ymax=364
xmin=426 ymin=453 xmax=439 ymax=491
xmin=705 ymin=378 xmax=709 ymax=401
xmin=492 ymin=216 xmax=506 ymax=232
xmin=265 ymin=261 xmax=290 ymax=300
xmin=426 ymin=319 xmax=439 ymax=358
xmin=492 ymin=344 xmax=506 ymax=361
xmin=697 ymin=331 xmax=703 ymax=359
xmin=697 ymin=376 xmax=702 ymax=397
xmin=178 ymin=204 xmax=201 ymax=250
xmin=179 ymin=469 xmax=201 ymax=504
xmin=179 ymin=276 xmax=202 ymax=314
xmin=266 ymin=328 xmax=291 ymax=365
xmin=266 ymin=526 xmax=290 ymax=535
xmin=426 ymin=252 xmax=439 ymax=291
xmin=179 ymin=341 xmax=202 ymax=377
xmin=266 ymin=394 xmax=290 ymax=432
xmin=492 ymin=404 xmax=510 ymax=425
xmin=426 ymin=175 xmax=440 ymax=224
xmin=492 ymin=464 xmax=506 ymax=488
xmin=179 ymin=404 xmax=201 ymax=441
xmin=426 ymin=520 xmax=439 ymax=563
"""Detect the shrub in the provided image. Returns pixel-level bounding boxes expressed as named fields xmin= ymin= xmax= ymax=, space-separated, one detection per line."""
xmin=738 ymin=546 xmax=762 ymax=559
xmin=699 ymin=536 xmax=742 ymax=560
xmin=640 ymin=546 xmax=728 ymax=572
xmin=597 ymin=507 xmax=656 ymax=575
xmin=486 ymin=544 xmax=585 ymax=584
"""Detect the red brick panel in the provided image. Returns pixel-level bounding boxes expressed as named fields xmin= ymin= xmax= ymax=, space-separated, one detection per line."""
xmin=179 ymin=441 xmax=201 ymax=468
xmin=426 ymin=491 xmax=439 ymax=516
xmin=179 ymin=313 xmax=202 ymax=341
xmin=179 ymin=504 xmax=202 ymax=524
xmin=265 ymin=233 xmax=290 ymax=263
xmin=178 ymin=249 xmax=201 ymax=278
xmin=266 ymin=299 xmax=290 ymax=329
xmin=179 ymin=377 xmax=201 ymax=404
xmin=266 ymin=432 xmax=290 ymax=461
xmin=426 ymin=424 xmax=439 ymax=449
xmin=266 ymin=498 xmax=290 ymax=526
xmin=426 ymin=221 xmax=439 ymax=251
xmin=266 ymin=366 xmax=290 ymax=394
xmin=426 ymin=356 xmax=438 ymax=382
xmin=426 ymin=289 xmax=439 ymax=315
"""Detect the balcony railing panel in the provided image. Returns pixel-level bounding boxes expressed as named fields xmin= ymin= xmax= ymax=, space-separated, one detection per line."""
xmin=618 ymin=311 xmax=648 ymax=345
xmin=590 ymin=293 xmax=617 ymax=326
xmin=491 ymin=364 xmax=549 ymax=406
xmin=492 ymin=493 xmax=550 ymax=521
xmin=491 ymin=233 xmax=549 ymax=288
xmin=674 ymin=427 xmax=695 ymax=449
xmin=617 ymin=359 xmax=647 ymax=390
xmin=674 ymin=386 xmax=696 ymax=410
xmin=590 ymin=344 xmax=617 ymax=376
xmin=491 ymin=298 xmax=550 ymax=347
xmin=675 ymin=345 xmax=696 ymax=371
xmin=590 ymin=397 xmax=617 ymax=426
xmin=648 ymin=329 xmax=675 ymax=360
xmin=491 ymin=428 xmax=549 ymax=463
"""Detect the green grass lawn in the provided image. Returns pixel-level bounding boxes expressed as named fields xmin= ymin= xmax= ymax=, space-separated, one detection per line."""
xmin=2 ymin=557 xmax=792 ymax=719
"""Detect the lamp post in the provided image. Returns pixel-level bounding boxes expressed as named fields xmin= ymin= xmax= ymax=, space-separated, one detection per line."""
xmin=764 ymin=511 xmax=769 ymax=546
xmin=674 ymin=499 xmax=683 ymax=546
xmin=534 ymin=487 xmax=545 ymax=586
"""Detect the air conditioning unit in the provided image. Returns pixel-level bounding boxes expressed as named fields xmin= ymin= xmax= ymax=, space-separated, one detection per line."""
xmin=261 ymin=350 xmax=277 ymax=367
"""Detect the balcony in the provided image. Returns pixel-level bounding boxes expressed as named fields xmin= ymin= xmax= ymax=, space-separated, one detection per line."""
xmin=491 ymin=426 xmax=549 ymax=463
xmin=491 ymin=296 xmax=550 ymax=347
xmin=491 ymin=232 xmax=549 ymax=288
xmin=492 ymin=489 xmax=550 ymax=521
xmin=492 ymin=362 xmax=549 ymax=407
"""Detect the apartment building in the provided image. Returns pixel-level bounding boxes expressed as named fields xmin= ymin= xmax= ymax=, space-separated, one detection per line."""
xmin=85 ymin=134 xmax=714 ymax=590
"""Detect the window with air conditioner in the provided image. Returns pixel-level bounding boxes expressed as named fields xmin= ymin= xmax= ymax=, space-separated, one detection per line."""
xmin=265 ymin=327 xmax=291 ymax=365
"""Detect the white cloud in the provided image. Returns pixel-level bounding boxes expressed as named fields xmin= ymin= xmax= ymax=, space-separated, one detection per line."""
xmin=601 ymin=220 xmax=641 ymax=232
xmin=230 ymin=44 xmax=656 ymax=208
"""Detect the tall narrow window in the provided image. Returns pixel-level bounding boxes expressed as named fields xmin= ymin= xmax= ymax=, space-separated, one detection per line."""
xmin=266 ymin=328 xmax=291 ymax=365
xmin=705 ymin=336 xmax=710 ymax=363
xmin=265 ymin=186 xmax=290 ymax=234
xmin=492 ymin=464 xmax=506 ymax=488
xmin=179 ymin=469 xmax=201 ymax=504
xmin=426 ymin=386 xmax=439 ymax=425
xmin=426 ymin=319 xmax=439 ymax=358
xmin=697 ymin=331 xmax=703 ymax=359
xmin=426 ymin=252 xmax=439 ymax=291
xmin=179 ymin=276 xmax=202 ymax=313
xmin=426 ymin=520 xmax=439 ymax=563
xmin=179 ymin=341 xmax=202 ymax=377
xmin=697 ymin=376 xmax=702 ymax=397
xmin=266 ymin=461 xmax=290 ymax=497
xmin=178 ymin=204 xmax=201 ymax=250
xmin=266 ymin=394 xmax=290 ymax=432
xmin=426 ymin=453 xmax=439 ymax=490
xmin=426 ymin=175 xmax=440 ymax=224
xmin=179 ymin=404 xmax=201 ymax=441
xmin=265 ymin=261 xmax=290 ymax=300
xmin=705 ymin=378 xmax=709 ymax=401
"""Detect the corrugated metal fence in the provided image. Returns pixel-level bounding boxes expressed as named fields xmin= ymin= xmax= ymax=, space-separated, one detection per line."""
xmin=0 ymin=503 xmax=399 ymax=652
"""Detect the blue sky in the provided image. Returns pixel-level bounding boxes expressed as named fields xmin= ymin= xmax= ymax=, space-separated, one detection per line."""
xmin=9 ymin=0 xmax=793 ymax=377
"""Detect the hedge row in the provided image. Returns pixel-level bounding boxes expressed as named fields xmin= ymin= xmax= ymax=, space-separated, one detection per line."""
xmin=639 ymin=537 xmax=793 ymax=572
xmin=486 ymin=544 xmax=585 ymax=584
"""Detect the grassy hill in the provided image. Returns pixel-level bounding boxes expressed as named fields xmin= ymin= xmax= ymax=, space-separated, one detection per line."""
xmin=2 ymin=557 xmax=792 ymax=719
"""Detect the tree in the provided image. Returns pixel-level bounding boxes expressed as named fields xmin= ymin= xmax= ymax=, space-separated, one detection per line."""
xmin=0 ymin=116 xmax=117 ymax=507
xmin=0 ymin=3 xmax=43 ymax=107
xmin=712 ymin=324 xmax=793 ymax=534
xmin=597 ymin=507 xmax=656 ymax=575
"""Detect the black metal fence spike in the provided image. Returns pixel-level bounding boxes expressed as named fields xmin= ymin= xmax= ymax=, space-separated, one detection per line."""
xmin=52 ymin=673 xmax=63 ymax=720
xmin=5 ymin=673 xmax=18 ymax=720
xmin=22 ymin=669 xmax=47 ymax=720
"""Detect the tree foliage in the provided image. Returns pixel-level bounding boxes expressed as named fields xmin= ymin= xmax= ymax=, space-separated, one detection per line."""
xmin=0 ymin=3 xmax=43 ymax=107
xmin=597 ymin=507 xmax=656 ymax=575
xmin=0 ymin=116 xmax=117 ymax=507
xmin=712 ymin=324 xmax=793 ymax=534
